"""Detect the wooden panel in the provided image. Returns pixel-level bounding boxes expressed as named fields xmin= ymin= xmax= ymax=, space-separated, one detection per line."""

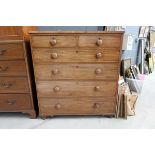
xmin=39 ymin=97 xmax=116 ymax=115
xmin=31 ymin=35 xmax=77 ymax=47
xmin=37 ymin=80 xmax=116 ymax=97
xmin=78 ymin=35 xmax=121 ymax=48
xmin=0 ymin=94 xmax=32 ymax=111
xmin=0 ymin=26 xmax=23 ymax=40
xmin=32 ymin=48 xmax=120 ymax=63
xmin=0 ymin=42 xmax=24 ymax=60
xmin=0 ymin=77 xmax=29 ymax=93
xmin=35 ymin=63 xmax=118 ymax=80
xmin=0 ymin=60 xmax=27 ymax=76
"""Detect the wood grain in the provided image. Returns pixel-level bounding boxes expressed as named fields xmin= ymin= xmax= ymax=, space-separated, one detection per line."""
xmin=32 ymin=48 xmax=120 ymax=63
xmin=37 ymin=80 xmax=116 ymax=97
xmin=0 ymin=94 xmax=32 ymax=111
xmin=0 ymin=42 xmax=24 ymax=60
xmin=35 ymin=63 xmax=118 ymax=80
xmin=0 ymin=60 xmax=27 ymax=76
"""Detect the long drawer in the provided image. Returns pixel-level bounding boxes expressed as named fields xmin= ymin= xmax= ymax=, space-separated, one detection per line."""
xmin=37 ymin=80 xmax=116 ymax=97
xmin=31 ymin=35 xmax=77 ymax=48
xmin=0 ymin=60 xmax=27 ymax=76
xmin=39 ymin=97 xmax=116 ymax=115
xmin=0 ymin=94 xmax=32 ymax=111
xmin=0 ymin=42 xmax=24 ymax=60
xmin=35 ymin=63 xmax=118 ymax=80
xmin=32 ymin=48 xmax=120 ymax=63
xmin=0 ymin=77 xmax=29 ymax=93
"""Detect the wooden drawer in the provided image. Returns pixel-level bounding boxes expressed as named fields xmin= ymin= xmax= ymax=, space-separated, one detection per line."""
xmin=0 ymin=42 xmax=24 ymax=60
xmin=0 ymin=94 xmax=32 ymax=111
xmin=78 ymin=35 xmax=121 ymax=48
xmin=0 ymin=77 xmax=29 ymax=93
xmin=39 ymin=97 xmax=116 ymax=115
xmin=0 ymin=60 xmax=27 ymax=76
xmin=37 ymin=80 xmax=116 ymax=97
xmin=31 ymin=35 xmax=77 ymax=48
xmin=32 ymin=48 xmax=120 ymax=63
xmin=35 ymin=63 xmax=118 ymax=80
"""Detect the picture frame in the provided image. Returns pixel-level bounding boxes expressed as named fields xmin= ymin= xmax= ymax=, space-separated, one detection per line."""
xmin=121 ymin=58 xmax=131 ymax=78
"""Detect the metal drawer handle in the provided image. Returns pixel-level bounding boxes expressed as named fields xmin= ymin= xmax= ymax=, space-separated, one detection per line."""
xmin=51 ymin=52 xmax=58 ymax=59
xmin=50 ymin=38 xmax=57 ymax=46
xmin=96 ymin=38 xmax=103 ymax=46
xmin=0 ymin=49 xmax=6 ymax=55
xmin=55 ymin=103 xmax=61 ymax=110
xmin=0 ymin=83 xmax=12 ymax=88
xmin=0 ymin=66 xmax=8 ymax=72
xmin=6 ymin=99 xmax=16 ymax=105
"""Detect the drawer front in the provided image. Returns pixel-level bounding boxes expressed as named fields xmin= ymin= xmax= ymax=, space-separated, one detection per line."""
xmin=32 ymin=48 xmax=120 ymax=63
xmin=78 ymin=35 xmax=121 ymax=48
xmin=0 ymin=77 xmax=29 ymax=93
xmin=35 ymin=64 xmax=118 ymax=80
xmin=0 ymin=60 xmax=27 ymax=76
xmin=31 ymin=35 xmax=77 ymax=47
xmin=39 ymin=97 xmax=116 ymax=115
xmin=0 ymin=94 xmax=32 ymax=111
xmin=0 ymin=42 xmax=24 ymax=60
xmin=37 ymin=81 xmax=116 ymax=97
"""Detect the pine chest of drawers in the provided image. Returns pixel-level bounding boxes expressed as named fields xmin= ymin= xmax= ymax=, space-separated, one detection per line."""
xmin=30 ymin=31 xmax=124 ymax=118
xmin=0 ymin=40 xmax=36 ymax=118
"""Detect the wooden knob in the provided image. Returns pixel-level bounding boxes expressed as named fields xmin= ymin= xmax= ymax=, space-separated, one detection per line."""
xmin=50 ymin=38 xmax=57 ymax=46
xmin=7 ymin=100 xmax=16 ymax=105
xmin=0 ymin=66 xmax=8 ymax=72
xmin=96 ymin=52 xmax=102 ymax=58
xmin=0 ymin=49 xmax=6 ymax=55
xmin=51 ymin=53 xmax=58 ymax=59
xmin=53 ymin=86 xmax=60 ymax=92
xmin=96 ymin=38 xmax=103 ymax=46
xmin=55 ymin=103 xmax=61 ymax=110
xmin=95 ymin=68 xmax=102 ymax=75
xmin=94 ymin=86 xmax=100 ymax=91
xmin=94 ymin=103 xmax=100 ymax=109
xmin=52 ymin=68 xmax=59 ymax=75
xmin=1 ymin=83 xmax=12 ymax=88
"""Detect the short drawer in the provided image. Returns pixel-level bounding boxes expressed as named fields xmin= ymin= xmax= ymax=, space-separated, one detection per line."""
xmin=0 ymin=94 xmax=32 ymax=111
xmin=35 ymin=63 xmax=118 ymax=80
xmin=32 ymin=48 xmax=120 ymax=63
xmin=0 ymin=77 xmax=29 ymax=93
xmin=0 ymin=42 xmax=24 ymax=60
xmin=37 ymin=80 xmax=117 ymax=97
xmin=0 ymin=60 xmax=27 ymax=76
xmin=39 ymin=97 xmax=116 ymax=116
xmin=78 ymin=35 xmax=121 ymax=48
xmin=31 ymin=35 xmax=77 ymax=48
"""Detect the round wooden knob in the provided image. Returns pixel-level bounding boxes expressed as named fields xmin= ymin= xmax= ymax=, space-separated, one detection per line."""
xmin=95 ymin=68 xmax=102 ymax=75
xmin=94 ymin=86 xmax=100 ymax=91
xmin=51 ymin=53 xmax=58 ymax=59
xmin=94 ymin=103 xmax=100 ymax=109
xmin=96 ymin=38 xmax=103 ymax=46
xmin=0 ymin=66 xmax=8 ymax=72
xmin=53 ymin=86 xmax=60 ymax=92
xmin=50 ymin=38 xmax=57 ymax=45
xmin=52 ymin=68 xmax=59 ymax=75
xmin=0 ymin=49 xmax=6 ymax=55
xmin=55 ymin=103 xmax=61 ymax=110
xmin=96 ymin=52 xmax=102 ymax=58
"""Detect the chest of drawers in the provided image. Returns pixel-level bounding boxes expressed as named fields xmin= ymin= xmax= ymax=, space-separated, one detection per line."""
xmin=30 ymin=31 xmax=124 ymax=119
xmin=0 ymin=40 xmax=36 ymax=118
